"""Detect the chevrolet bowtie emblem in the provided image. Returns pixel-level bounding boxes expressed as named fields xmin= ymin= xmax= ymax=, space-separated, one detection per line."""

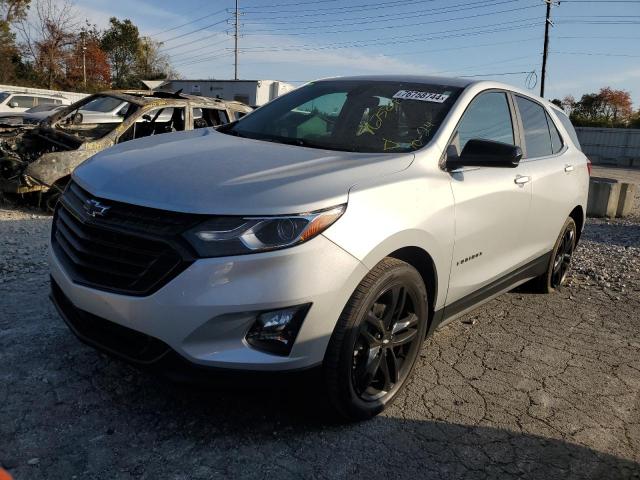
xmin=83 ymin=199 xmax=111 ymax=218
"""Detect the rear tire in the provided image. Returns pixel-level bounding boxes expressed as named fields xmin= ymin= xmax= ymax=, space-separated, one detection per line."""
xmin=323 ymin=257 xmax=428 ymax=421
xmin=528 ymin=217 xmax=577 ymax=294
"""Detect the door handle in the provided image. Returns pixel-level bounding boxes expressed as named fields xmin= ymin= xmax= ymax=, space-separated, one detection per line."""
xmin=564 ymin=164 xmax=574 ymax=172
xmin=514 ymin=175 xmax=531 ymax=185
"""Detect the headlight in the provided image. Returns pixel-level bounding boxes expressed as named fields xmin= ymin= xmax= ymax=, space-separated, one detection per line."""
xmin=184 ymin=204 xmax=345 ymax=257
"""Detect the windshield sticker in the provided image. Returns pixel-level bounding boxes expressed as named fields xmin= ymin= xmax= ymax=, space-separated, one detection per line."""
xmin=393 ymin=90 xmax=450 ymax=103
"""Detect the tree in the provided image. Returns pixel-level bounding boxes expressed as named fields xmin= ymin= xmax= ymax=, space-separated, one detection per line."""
xmin=63 ymin=24 xmax=111 ymax=91
xmin=1 ymin=0 xmax=30 ymax=22
xmin=570 ymin=87 xmax=634 ymax=127
xmin=0 ymin=0 xmax=31 ymax=83
xmin=597 ymin=87 xmax=633 ymax=123
xmin=135 ymin=36 xmax=177 ymax=81
xmin=561 ymin=95 xmax=576 ymax=115
xmin=16 ymin=0 xmax=77 ymax=89
xmin=101 ymin=17 xmax=139 ymax=88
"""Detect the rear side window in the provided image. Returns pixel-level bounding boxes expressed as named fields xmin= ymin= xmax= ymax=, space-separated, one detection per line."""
xmin=515 ymin=95 xmax=553 ymax=158
xmin=546 ymin=111 xmax=563 ymax=154
xmin=456 ymin=92 xmax=514 ymax=151
xmin=554 ymin=109 xmax=582 ymax=151
xmin=37 ymin=97 xmax=57 ymax=105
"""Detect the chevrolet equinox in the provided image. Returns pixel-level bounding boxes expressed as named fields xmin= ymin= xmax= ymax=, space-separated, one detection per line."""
xmin=50 ymin=76 xmax=589 ymax=420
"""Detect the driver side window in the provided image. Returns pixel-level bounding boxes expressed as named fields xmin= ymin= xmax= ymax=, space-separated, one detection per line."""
xmin=454 ymin=92 xmax=514 ymax=153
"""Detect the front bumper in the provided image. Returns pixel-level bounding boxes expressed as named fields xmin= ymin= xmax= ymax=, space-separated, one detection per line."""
xmin=50 ymin=234 xmax=368 ymax=371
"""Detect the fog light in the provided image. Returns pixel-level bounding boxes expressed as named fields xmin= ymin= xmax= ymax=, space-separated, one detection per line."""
xmin=246 ymin=304 xmax=311 ymax=356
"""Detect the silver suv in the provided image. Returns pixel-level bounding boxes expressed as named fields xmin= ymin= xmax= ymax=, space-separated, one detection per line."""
xmin=50 ymin=76 xmax=589 ymax=420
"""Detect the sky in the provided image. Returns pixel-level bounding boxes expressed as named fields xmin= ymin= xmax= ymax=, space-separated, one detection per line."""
xmin=71 ymin=0 xmax=640 ymax=105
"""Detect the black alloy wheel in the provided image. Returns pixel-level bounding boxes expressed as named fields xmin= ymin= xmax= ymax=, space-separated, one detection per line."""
xmin=351 ymin=284 xmax=421 ymax=401
xmin=550 ymin=227 xmax=575 ymax=289
xmin=527 ymin=216 xmax=578 ymax=294
xmin=324 ymin=257 xmax=428 ymax=421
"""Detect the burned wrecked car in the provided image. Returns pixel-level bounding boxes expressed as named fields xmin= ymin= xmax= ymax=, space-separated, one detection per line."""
xmin=0 ymin=90 xmax=252 ymax=209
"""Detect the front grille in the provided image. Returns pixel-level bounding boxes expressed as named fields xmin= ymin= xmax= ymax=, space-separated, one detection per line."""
xmin=52 ymin=181 xmax=204 ymax=296
xmin=51 ymin=278 xmax=170 ymax=364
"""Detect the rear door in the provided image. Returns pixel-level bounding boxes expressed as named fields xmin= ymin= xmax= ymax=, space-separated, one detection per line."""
xmin=445 ymin=90 xmax=533 ymax=305
xmin=512 ymin=94 xmax=578 ymax=258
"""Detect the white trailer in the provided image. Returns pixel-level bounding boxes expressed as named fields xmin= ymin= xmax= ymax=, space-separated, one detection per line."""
xmin=158 ymin=79 xmax=295 ymax=106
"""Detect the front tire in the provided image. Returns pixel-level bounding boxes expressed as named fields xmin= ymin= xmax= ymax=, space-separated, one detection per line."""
xmin=323 ymin=258 xmax=428 ymax=421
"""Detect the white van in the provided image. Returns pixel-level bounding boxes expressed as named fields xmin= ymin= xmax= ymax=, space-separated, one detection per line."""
xmin=0 ymin=91 xmax=70 ymax=114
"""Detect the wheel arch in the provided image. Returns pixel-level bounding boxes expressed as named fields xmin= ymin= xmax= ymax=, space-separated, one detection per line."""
xmin=569 ymin=205 xmax=584 ymax=242
xmin=386 ymin=246 xmax=438 ymax=327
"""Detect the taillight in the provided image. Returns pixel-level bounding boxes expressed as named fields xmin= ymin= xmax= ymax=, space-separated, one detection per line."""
xmin=586 ymin=158 xmax=593 ymax=176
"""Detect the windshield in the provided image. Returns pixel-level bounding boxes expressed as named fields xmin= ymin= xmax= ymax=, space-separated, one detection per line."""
xmin=80 ymin=96 xmax=124 ymax=112
xmin=0 ymin=92 xmax=9 ymax=103
xmin=54 ymin=95 xmax=138 ymax=141
xmin=220 ymin=80 xmax=462 ymax=153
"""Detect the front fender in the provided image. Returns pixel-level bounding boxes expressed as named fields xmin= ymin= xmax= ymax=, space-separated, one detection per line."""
xmin=323 ymin=171 xmax=455 ymax=310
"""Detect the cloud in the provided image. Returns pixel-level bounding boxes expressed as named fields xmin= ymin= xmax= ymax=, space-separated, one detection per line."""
xmin=179 ymin=31 xmax=431 ymax=81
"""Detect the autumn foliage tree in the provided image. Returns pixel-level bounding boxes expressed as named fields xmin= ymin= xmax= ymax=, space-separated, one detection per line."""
xmin=63 ymin=25 xmax=111 ymax=91
xmin=569 ymin=87 xmax=634 ymax=127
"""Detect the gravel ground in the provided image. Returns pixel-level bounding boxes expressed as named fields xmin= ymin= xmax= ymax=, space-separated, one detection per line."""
xmin=1 ymin=204 xmax=639 ymax=480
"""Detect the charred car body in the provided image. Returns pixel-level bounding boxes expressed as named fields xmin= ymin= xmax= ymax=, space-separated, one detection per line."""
xmin=0 ymin=90 xmax=252 ymax=208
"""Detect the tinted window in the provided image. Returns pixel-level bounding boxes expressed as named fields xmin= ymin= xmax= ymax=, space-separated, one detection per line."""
xmin=223 ymin=80 xmax=462 ymax=153
xmin=11 ymin=96 xmax=35 ymax=108
xmin=554 ymin=109 xmax=582 ymax=150
xmin=0 ymin=92 xmax=9 ymax=103
xmin=546 ymin=111 xmax=563 ymax=154
xmin=516 ymin=96 xmax=553 ymax=158
xmin=37 ymin=97 xmax=57 ymax=105
xmin=456 ymin=92 xmax=514 ymax=151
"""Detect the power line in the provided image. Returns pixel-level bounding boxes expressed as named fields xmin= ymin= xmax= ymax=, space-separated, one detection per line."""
xmin=241 ymin=4 xmax=541 ymax=35
xmin=241 ymin=0 xmax=339 ymax=6
xmin=241 ymin=0 xmax=439 ymax=14
xmin=159 ymin=18 xmax=230 ymax=44
xmin=239 ymin=18 xmax=542 ymax=52
xmin=162 ymin=34 xmax=229 ymax=54
xmin=551 ymin=51 xmax=640 ymax=57
xmin=241 ymin=0 xmax=525 ymax=25
xmin=173 ymin=51 xmax=233 ymax=68
xmin=150 ymin=9 xmax=227 ymax=38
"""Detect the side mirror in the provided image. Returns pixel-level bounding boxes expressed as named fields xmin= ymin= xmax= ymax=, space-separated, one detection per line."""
xmin=447 ymin=139 xmax=522 ymax=170
xmin=8 ymin=101 xmax=19 ymax=108
xmin=142 ymin=114 xmax=152 ymax=122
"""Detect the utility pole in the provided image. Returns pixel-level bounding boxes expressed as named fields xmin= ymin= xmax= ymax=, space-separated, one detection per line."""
xmin=540 ymin=0 xmax=554 ymax=98
xmin=81 ymin=33 xmax=87 ymax=89
xmin=234 ymin=0 xmax=239 ymax=80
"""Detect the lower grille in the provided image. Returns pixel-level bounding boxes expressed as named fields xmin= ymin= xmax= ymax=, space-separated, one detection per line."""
xmin=51 ymin=278 xmax=170 ymax=364
xmin=52 ymin=182 xmax=198 ymax=296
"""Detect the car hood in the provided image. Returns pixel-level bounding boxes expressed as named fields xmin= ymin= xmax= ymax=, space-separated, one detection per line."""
xmin=73 ymin=128 xmax=415 ymax=215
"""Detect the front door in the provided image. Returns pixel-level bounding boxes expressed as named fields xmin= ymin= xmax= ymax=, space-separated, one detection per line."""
xmin=445 ymin=91 xmax=532 ymax=306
